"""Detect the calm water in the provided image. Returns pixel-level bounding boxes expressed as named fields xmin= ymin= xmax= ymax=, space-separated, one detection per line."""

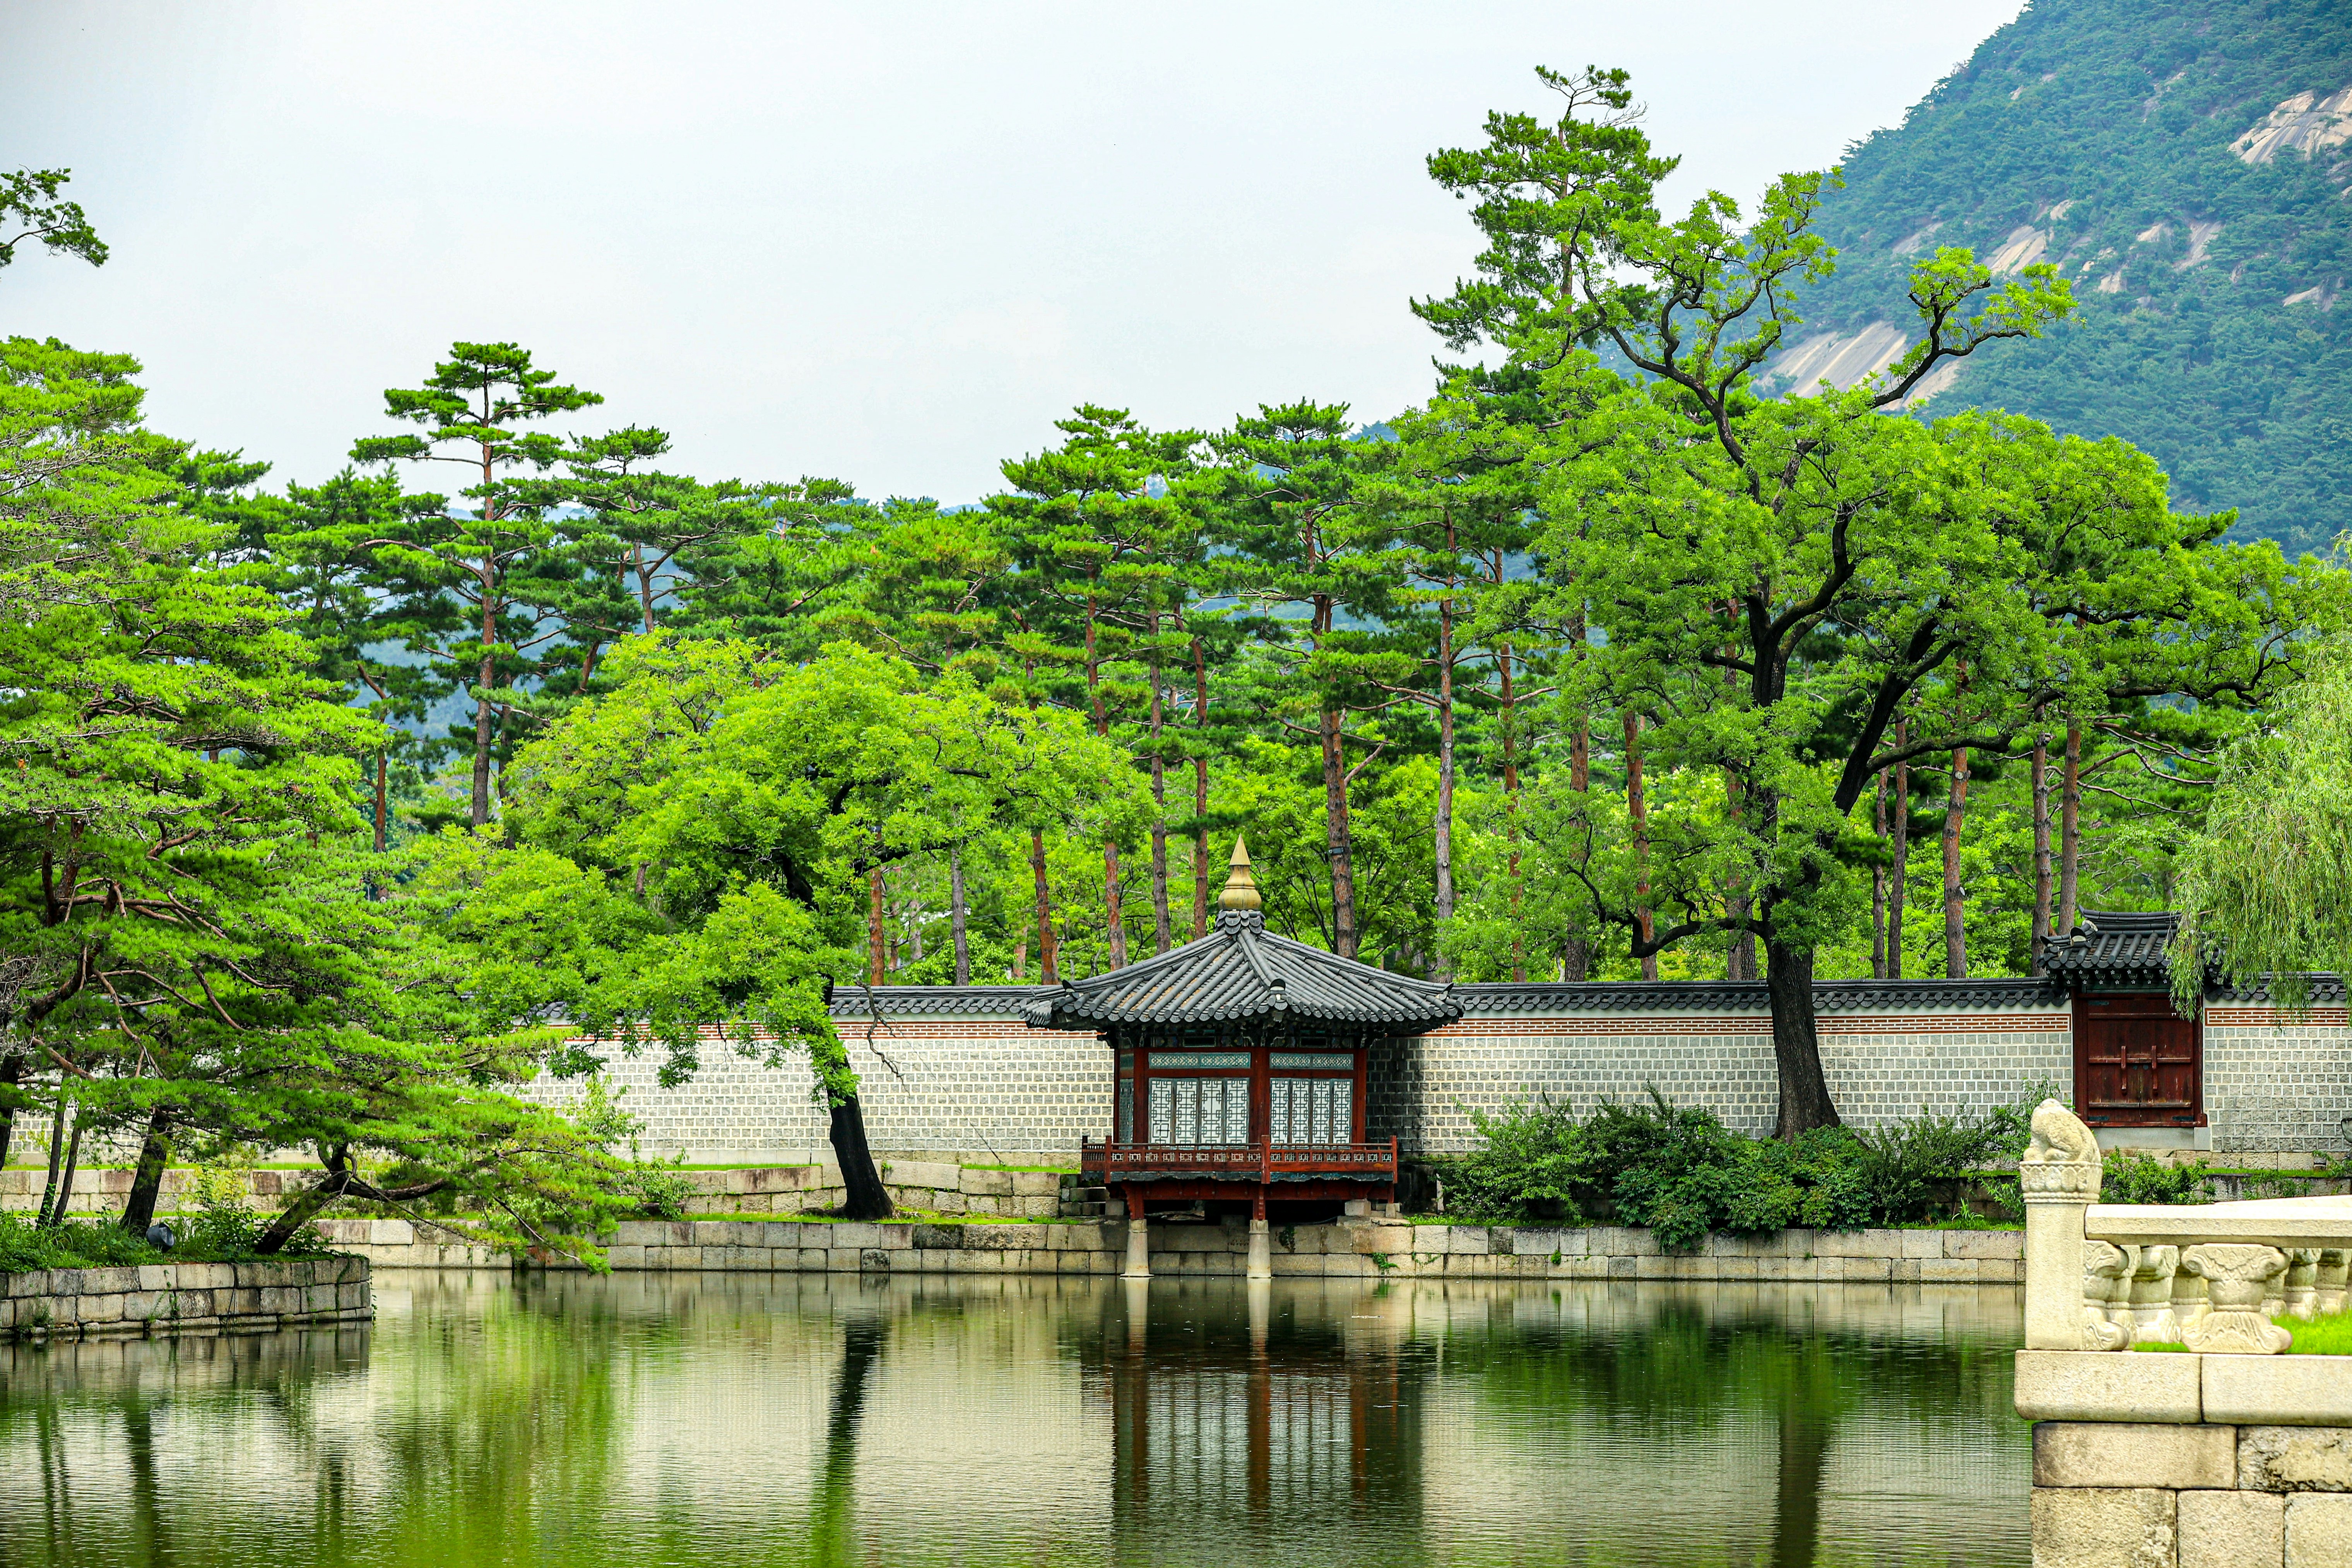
xmin=0 ymin=1270 xmax=2029 ymax=1567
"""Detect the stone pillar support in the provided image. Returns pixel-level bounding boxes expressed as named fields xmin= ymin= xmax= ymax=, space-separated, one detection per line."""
xmin=2022 ymin=1099 xmax=2106 ymax=1350
xmin=1122 ymin=1187 xmax=1151 ymax=1279
xmin=1246 ymin=1216 xmax=1272 ymax=1281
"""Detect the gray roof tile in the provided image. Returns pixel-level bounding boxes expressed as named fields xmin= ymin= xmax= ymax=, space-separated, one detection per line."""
xmin=1019 ymin=910 xmax=1460 ymax=1033
xmin=2040 ymin=910 xmax=2181 ymax=988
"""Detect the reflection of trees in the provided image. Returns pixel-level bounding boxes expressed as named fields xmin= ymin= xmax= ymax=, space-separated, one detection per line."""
xmin=1430 ymin=1288 xmax=2022 ymax=1567
xmin=801 ymin=1310 xmax=888 ymax=1568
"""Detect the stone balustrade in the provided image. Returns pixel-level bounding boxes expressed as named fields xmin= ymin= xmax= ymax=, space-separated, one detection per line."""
xmin=2019 ymin=1099 xmax=2352 ymax=1566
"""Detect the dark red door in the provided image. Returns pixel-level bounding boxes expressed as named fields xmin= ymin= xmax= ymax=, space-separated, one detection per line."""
xmin=2074 ymin=992 xmax=2202 ymax=1127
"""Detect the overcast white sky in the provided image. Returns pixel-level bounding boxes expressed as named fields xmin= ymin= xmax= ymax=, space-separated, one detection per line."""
xmin=3 ymin=2 xmax=2024 ymax=503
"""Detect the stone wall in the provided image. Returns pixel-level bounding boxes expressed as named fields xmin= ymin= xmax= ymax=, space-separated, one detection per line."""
xmin=1373 ymin=998 xmax=2074 ymax=1151
xmin=2018 ymin=1351 xmax=2352 ymax=1566
xmin=320 ymin=1212 xmax=2024 ymax=1282
xmin=2205 ymin=1004 xmax=2352 ymax=1156
xmin=0 ymin=1255 xmax=371 ymax=1342
xmin=515 ymin=1009 xmax=1106 ymax=1166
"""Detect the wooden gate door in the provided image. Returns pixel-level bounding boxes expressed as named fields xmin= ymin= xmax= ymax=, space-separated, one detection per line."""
xmin=2073 ymin=992 xmax=2202 ymax=1128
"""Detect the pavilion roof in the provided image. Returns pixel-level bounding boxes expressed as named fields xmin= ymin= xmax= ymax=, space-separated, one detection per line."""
xmin=1020 ymin=909 xmax=1461 ymax=1035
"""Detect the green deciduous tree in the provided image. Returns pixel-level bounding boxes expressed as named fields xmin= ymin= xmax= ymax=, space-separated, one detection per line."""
xmin=2170 ymin=640 xmax=2352 ymax=1015
xmin=509 ymin=634 xmax=1141 ymax=1217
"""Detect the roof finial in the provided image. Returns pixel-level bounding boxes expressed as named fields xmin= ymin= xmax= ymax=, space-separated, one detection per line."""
xmin=1218 ymin=835 xmax=1262 ymax=912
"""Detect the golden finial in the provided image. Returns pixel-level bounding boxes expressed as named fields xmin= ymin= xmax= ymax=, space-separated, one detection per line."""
xmin=1218 ymin=835 xmax=1262 ymax=912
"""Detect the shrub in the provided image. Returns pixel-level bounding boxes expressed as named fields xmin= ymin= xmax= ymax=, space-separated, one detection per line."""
xmin=2101 ymin=1151 xmax=2216 ymax=1205
xmin=1437 ymin=1089 xmax=2025 ymax=1250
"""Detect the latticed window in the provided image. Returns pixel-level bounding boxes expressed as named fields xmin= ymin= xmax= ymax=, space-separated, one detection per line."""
xmin=1148 ymin=1077 xmax=1249 ymax=1145
xmin=1269 ymin=1078 xmax=1350 ymax=1145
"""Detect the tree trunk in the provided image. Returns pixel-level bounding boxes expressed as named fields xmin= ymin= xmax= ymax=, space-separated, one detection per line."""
xmin=867 ymin=867 xmax=887 ymax=987
xmin=1888 ymin=721 xmax=1909 ymax=978
xmin=1031 ymin=829 xmax=1058 ymax=983
xmin=1765 ymin=938 xmax=1842 ymax=1137
xmin=1942 ymin=746 xmax=1969 ymax=980
xmin=1192 ymin=633 xmax=1210 ymax=943
xmin=1320 ymin=708 xmax=1360 ymax=961
xmin=2058 ymin=722 xmax=2082 ymax=940
xmin=119 ymin=1108 xmax=172 ymax=1236
xmin=44 ymin=1109 xmax=86 ymax=1229
xmin=1562 ymin=696 xmax=1591 ymax=982
xmin=1502 ymin=644 xmax=1524 ymax=981
xmin=254 ymin=1158 xmax=352 ymax=1255
xmin=2032 ymin=716 xmax=2053 ymax=971
xmin=1104 ymin=840 xmax=1126 ymax=968
xmin=373 ymin=750 xmax=389 ymax=853
xmin=1147 ymin=620 xmax=1171 ymax=955
xmin=830 ymin=1096 xmax=895 ymax=1219
xmin=1725 ymin=767 xmax=1756 ymax=982
xmin=1433 ymin=598 xmax=1456 ymax=934
xmin=1871 ymin=769 xmax=1888 ymax=980
xmin=36 ymin=1094 xmax=72 ymax=1228
xmin=0 ymin=1052 xmax=21 ymax=1170
xmin=471 ymin=545 xmax=497 ymax=826
xmin=1012 ymin=931 xmax=1027 ymax=982
xmin=949 ymin=844 xmax=970 ymax=986
xmin=1625 ymin=711 xmax=1658 ymax=982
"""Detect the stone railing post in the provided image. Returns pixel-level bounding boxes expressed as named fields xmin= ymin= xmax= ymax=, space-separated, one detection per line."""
xmin=2022 ymin=1099 xmax=2104 ymax=1350
xmin=2179 ymin=1244 xmax=2291 ymax=1353
xmin=2124 ymin=1244 xmax=2181 ymax=1346
xmin=2318 ymin=1247 xmax=2350 ymax=1316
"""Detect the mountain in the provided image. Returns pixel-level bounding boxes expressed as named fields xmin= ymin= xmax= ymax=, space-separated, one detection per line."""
xmin=1760 ymin=0 xmax=2352 ymax=554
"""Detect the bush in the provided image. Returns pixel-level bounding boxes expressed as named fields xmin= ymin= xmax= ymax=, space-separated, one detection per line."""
xmin=2101 ymin=1151 xmax=2216 ymax=1205
xmin=1437 ymin=1089 xmax=2026 ymax=1251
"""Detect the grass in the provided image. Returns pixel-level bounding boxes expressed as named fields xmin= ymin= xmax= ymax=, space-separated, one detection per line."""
xmin=2133 ymin=1307 xmax=2352 ymax=1355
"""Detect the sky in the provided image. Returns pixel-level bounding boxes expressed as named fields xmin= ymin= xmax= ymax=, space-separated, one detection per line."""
xmin=3 ymin=1 xmax=2026 ymax=504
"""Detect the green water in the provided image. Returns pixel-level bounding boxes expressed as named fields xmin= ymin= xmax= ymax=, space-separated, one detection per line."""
xmin=0 ymin=1271 xmax=2029 ymax=1567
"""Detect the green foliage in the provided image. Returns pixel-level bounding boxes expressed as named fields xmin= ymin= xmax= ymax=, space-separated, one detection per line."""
xmin=1437 ymin=1091 xmax=2020 ymax=1250
xmin=2100 ymin=1151 xmax=2218 ymax=1205
xmin=2171 ymin=639 xmax=2352 ymax=1012
xmin=0 ymin=167 xmax=106 ymax=272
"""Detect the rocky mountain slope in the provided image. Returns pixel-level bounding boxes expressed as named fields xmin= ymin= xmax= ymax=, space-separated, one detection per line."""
xmin=1764 ymin=0 xmax=2352 ymax=554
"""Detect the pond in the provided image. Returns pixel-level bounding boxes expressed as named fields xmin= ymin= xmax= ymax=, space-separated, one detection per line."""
xmin=0 ymin=1271 xmax=2030 ymax=1567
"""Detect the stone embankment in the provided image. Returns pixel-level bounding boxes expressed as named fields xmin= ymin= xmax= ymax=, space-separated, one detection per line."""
xmin=1 ymin=1159 xmax=1082 ymax=1220
xmin=315 ymin=1214 xmax=2024 ymax=1280
xmin=0 ymin=1256 xmax=371 ymax=1342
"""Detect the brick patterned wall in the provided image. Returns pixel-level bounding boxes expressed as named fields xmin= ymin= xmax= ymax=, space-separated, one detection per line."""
xmin=504 ymin=996 xmax=2344 ymax=1163
xmin=1371 ymin=1009 xmax=2074 ymax=1152
xmin=2204 ymin=1008 xmax=2352 ymax=1153
xmin=516 ymin=1017 xmax=1112 ymax=1165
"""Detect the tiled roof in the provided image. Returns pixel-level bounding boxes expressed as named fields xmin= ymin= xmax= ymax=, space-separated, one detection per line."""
xmin=1020 ymin=909 xmax=1461 ymax=1033
xmin=2208 ymin=976 xmax=2348 ymax=1005
xmin=2040 ymin=910 xmax=2181 ymax=988
xmin=1456 ymin=977 xmax=2063 ymax=1014
xmin=828 ymin=985 xmax=1047 ymax=1019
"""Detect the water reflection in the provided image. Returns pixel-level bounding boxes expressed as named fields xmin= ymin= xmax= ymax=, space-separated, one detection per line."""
xmin=0 ymin=1271 xmax=2029 ymax=1567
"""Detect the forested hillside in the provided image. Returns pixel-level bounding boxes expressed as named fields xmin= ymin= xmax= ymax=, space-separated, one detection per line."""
xmin=1769 ymin=0 xmax=2352 ymax=554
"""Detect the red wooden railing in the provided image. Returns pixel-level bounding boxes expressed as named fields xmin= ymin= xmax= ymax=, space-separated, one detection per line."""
xmin=1080 ymin=1137 xmax=1398 ymax=1182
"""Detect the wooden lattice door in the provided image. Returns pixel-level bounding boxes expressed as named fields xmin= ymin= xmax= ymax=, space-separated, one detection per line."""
xmin=2073 ymin=992 xmax=2202 ymax=1128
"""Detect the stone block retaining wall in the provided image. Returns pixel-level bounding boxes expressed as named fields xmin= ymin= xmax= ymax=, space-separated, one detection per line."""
xmin=0 ymin=1256 xmax=371 ymax=1342
xmin=2018 ymin=1350 xmax=2352 ymax=1567
xmin=318 ymin=1214 xmax=2024 ymax=1282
